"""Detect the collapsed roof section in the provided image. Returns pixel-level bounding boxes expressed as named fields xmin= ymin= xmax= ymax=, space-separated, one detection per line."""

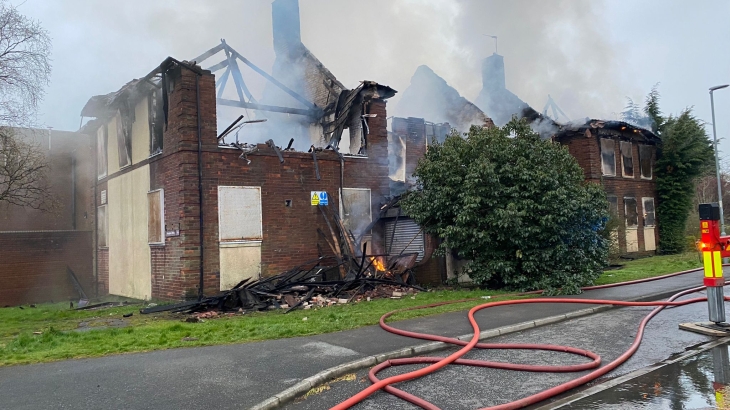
xmin=395 ymin=65 xmax=494 ymax=132
xmin=554 ymin=119 xmax=661 ymax=144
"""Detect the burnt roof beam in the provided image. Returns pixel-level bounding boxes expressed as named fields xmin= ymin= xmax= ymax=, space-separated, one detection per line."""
xmin=218 ymin=99 xmax=317 ymax=117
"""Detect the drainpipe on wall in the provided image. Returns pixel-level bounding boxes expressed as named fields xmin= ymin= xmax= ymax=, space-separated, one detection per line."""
xmin=71 ymin=156 xmax=76 ymax=230
xmin=195 ymin=75 xmax=205 ymax=301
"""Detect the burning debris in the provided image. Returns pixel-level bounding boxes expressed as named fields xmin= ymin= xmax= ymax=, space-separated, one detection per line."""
xmin=140 ymin=206 xmax=423 ymax=316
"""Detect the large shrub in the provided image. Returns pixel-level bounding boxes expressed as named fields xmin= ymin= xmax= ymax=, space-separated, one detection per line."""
xmin=401 ymin=119 xmax=609 ymax=294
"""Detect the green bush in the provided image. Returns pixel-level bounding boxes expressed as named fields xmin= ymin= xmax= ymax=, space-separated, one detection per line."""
xmin=401 ymin=119 xmax=609 ymax=294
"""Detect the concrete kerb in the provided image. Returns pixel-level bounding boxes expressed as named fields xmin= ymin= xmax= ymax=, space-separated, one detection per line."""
xmin=247 ymin=285 xmax=700 ymax=410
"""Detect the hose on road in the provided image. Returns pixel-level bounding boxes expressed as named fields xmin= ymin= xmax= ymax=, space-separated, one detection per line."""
xmin=331 ymin=266 xmax=722 ymax=410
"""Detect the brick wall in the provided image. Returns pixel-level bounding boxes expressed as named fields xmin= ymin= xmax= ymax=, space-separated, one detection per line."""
xmin=559 ymin=130 xmax=659 ymax=254
xmin=0 ymin=231 xmax=93 ymax=306
xmin=200 ymin=98 xmax=391 ymax=283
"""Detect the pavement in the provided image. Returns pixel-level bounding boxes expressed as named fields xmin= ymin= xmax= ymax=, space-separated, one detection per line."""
xmin=0 ymin=267 xmax=718 ymax=410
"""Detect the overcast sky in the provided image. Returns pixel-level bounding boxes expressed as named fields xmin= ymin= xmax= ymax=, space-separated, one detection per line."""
xmin=17 ymin=0 xmax=730 ymax=157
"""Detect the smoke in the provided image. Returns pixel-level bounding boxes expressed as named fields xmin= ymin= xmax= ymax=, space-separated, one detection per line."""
xmin=24 ymin=0 xmax=634 ymax=138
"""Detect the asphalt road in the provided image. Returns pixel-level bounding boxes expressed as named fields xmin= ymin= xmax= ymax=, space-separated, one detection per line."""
xmin=283 ymin=289 xmax=721 ymax=409
xmin=0 ymin=268 xmax=713 ymax=409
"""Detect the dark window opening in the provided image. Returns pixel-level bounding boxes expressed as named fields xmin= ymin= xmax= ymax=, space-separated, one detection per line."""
xmin=97 ymin=205 xmax=108 ymax=248
xmin=600 ymin=138 xmax=616 ymax=176
xmin=643 ymin=197 xmax=655 ymax=227
xmin=624 ymin=197 xmax=638 ymax=228
xmin=116 ymin=109 xmax=132 ymax=168
xmin=620 ymin=141 xmax=633 ymax=177
xmin=607 ymin=195 xmax=618 ymax=218
xmin=97 ymin=124 xmax=108 ymax=178
xmin=149 ymin=89 xmax=164 ymax=156
xmin=639 ymin=145 xmax=653 ymax=179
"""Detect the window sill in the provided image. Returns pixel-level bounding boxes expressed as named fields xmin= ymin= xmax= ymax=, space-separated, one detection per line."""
xmin=98 ymin=246 xmax=109 ymax=250
xmin=148 ymin=151 xmax=163 ymax=159
xmin=149 ymin=242 xmax=165 ymax=247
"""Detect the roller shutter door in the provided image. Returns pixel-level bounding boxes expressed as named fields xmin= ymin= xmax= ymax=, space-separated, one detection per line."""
xmin=384 ymin=218 xmax=425 ymax=262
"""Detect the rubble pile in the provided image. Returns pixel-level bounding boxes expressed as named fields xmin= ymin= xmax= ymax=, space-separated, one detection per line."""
xmin=141 ymin=206 xmax=422 ymax=316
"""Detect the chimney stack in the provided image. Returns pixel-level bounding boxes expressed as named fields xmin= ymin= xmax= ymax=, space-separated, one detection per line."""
xmin=482 ymin=53 xmax=506 ymax=92
xmin=272 ymin=0 xmax=302 ymax=58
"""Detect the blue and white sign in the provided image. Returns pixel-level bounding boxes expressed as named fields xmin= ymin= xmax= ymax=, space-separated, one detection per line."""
xmin=311 ymin=191 xmax=329 ymax=206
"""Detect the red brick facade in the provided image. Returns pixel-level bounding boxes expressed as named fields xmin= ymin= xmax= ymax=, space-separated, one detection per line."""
xmin=557 ymin=127 xmax=659 ymax=255
xmin=0 ymin=231 xmax=93 ymax=306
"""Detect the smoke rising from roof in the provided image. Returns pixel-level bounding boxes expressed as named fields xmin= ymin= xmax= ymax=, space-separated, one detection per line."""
xmin=24 ymin=0 xmax=633 ymax=134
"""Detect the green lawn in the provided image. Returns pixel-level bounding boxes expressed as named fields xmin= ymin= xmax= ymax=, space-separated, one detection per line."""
xmin=595 ymin=252 xmax=702 ymax=285
xmin=0 ymin=289 xmax=523 ymax=366
xmin=0 ymin=252 xmax=703 ymax=366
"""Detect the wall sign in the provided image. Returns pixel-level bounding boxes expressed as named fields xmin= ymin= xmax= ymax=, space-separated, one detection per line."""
xmin=165 ymin=223 xmax=180 ymax=237
xmin=311 ymin=191 xmax=328 ymax=206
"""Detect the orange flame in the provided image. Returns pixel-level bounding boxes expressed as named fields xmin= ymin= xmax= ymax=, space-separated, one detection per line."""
xmin=370 ymin=256 xmax=386 ymax=272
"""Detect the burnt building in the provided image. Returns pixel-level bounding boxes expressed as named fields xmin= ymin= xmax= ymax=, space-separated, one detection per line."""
xmin=554 ymin=120 xmax=660 ymax=255
xmin=79 ymin=55 xmax=401 ymax=301
xmin=0 ymin=128 xmax=95 ymax=306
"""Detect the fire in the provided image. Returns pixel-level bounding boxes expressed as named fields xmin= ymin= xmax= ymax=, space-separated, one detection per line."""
xmin=370 ymin=256 xmax=386 ymax=272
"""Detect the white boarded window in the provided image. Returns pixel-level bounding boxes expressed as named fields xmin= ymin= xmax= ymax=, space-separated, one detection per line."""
xmin=639 ymin=145 xmax=653 ymax=179
xmin=148 ymin=190 xmax=164 ymax=244
xmin=624 ymin=197 xmax=638 ymax=228
xmin=642 ymin=197 xmax=656 ymax=227
xmin=97 ymin=205 xmax=108 ymax=248
xmin=218 ymin=186 xmax=262 ymax=242
xmin=620 ymin=141 xmax=633 ymax=178
xmin=600 ymin=138 xmax=616 ymax=176
xmin=341 ymin=188 xmax=372 ymax=238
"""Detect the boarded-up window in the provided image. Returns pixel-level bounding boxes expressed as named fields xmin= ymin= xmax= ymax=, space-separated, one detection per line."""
xmin=620 ymin=141 xmax=633 ymax=177
xmin=97 ymin=205 xmax=108 ymax=247
xmin=218 ymin=186 xmax=262 ymax=241
xmin=624 ymin=197 xmax=638 ymax=228
xmin=149 ymin=90 xmax=163 ymax=156
xmin=600 ymin=138 xmax=616 ymax=176
xmin=97 ymin=124 xmax=108 ymax=178
xmin=607 ymin=195 xmax=618 ymax=217
xmin=341 ymin=188 xmax=372 ymax=238
xmin=639 ymin=145 xmax=653 ymax=179
xmin=148 ymin=190 xmax=164 ymax=244
xmin=116 ymin=111 xmax=131 ymax=168
xmin=643 ymin=197 xmax=655 ymax=227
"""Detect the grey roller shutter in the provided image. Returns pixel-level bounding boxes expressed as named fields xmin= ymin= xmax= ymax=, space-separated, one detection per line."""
xmin=385 ymin=218 xmax=425 ymax=262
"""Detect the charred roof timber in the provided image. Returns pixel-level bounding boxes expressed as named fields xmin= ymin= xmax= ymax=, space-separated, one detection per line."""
xmin=192 ymin=39 xmax=322 ymax=118
xmin=554 ymin=119 xmax=661 ymax=144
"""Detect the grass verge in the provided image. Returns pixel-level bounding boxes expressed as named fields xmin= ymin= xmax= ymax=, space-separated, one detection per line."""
xmin=0 ymin=289 xmax=525 ymax=366
xmin=0 ymin=252 xmax=702 ymax=366
xmin=595 ymin=252 xmax=702 ymax=285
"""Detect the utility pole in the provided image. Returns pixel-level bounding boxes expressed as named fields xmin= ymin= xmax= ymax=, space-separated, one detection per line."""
xmin=710 ymin=84 xmax=729 ymax=236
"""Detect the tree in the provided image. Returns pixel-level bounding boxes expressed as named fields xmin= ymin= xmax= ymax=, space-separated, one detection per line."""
xmin=0 ymin=127 xmax=54 ymax=209
xmin=622 ymin=86 xmax=714 ymax=253
xmin=0 ymin=0 xmax=51 ymax=126
xmin=401 ymin=119 xmax=609 ymax=294
xmin=656 ymin=110 xmax=714 ymax=252
xmin=0 ymin=1 xmax=53 ymax=210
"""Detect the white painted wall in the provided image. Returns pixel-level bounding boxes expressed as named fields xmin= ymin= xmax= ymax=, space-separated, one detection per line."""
xmin=108 ymin=165 xmax=152 ymax=300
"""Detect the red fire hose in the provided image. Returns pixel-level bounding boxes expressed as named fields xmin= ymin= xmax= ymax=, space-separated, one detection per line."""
xmin=331 ymin=266 xmax=723 ymax=410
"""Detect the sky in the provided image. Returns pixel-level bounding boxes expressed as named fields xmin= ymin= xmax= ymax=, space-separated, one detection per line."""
xmin=15 ymin=0 xmax=730 ymax=158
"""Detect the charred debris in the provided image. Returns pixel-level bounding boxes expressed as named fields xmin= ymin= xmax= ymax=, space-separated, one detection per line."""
xmin=141 ymin=203 xmax=423 ymax=316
